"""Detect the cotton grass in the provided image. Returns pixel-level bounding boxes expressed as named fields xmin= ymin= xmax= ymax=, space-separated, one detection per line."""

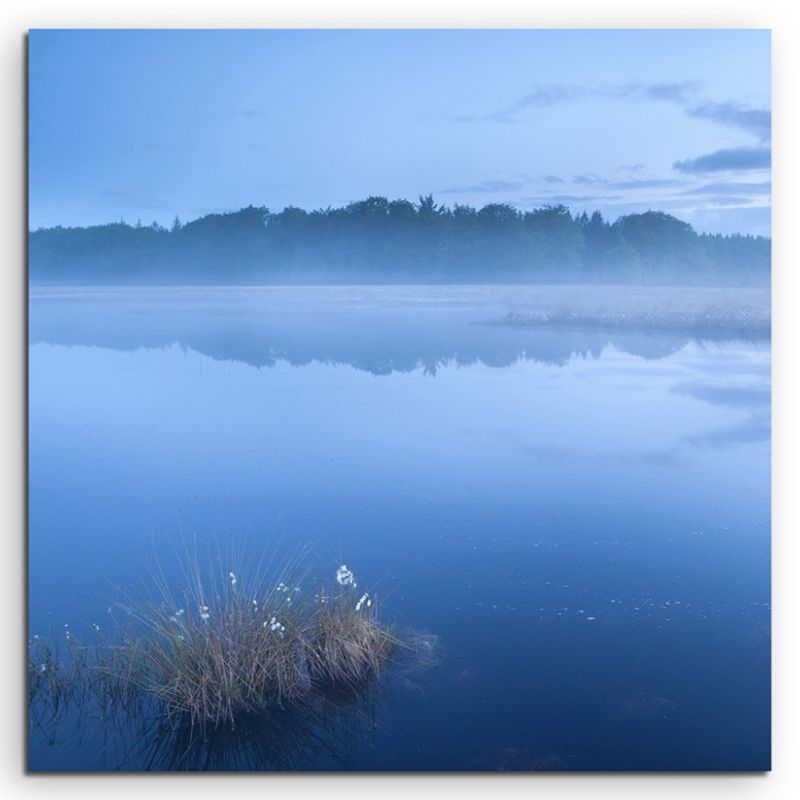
xmin=29 ymin=547 xmax=404 ymax=735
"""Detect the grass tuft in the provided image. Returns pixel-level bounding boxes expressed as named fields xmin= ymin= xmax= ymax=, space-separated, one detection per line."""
xmin=29 ymin=548 xmax=406 ymax=735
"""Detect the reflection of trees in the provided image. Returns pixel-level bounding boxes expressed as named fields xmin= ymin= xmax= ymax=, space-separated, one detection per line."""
xmin=28 ymin=296 xmax=765 ymax=376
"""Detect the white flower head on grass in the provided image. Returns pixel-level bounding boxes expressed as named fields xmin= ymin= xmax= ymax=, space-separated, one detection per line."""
xmin=355 ymin=592 xmax=372 ymax=612
xmin=263 ymin=616 xmax=286 ymax=637
xmin=199 ymin=605 xmax=210 ymax=621
xmin=336 ymin=565 xmax=356 ymax=588
xmin=91 ymin=623 xmax=100 ymax=632
xmin=229 ymin=572 xmax=237 ymax=587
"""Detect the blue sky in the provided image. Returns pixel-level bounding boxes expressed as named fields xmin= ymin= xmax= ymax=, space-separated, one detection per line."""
xmin=28 ymin=29 xmax=771 ymax=235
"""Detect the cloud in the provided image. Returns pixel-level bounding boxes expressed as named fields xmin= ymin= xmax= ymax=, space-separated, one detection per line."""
xmin=687 ymin=102 xmax=771 ymax=142
xmin=455 ymin=81 xmax=699 ymax=123
xmin=605 ymin=178 xmax=686 ymax=190
xmin=521 ymin=194 xmax=623 ymax=204
xmin=630 ymin=82 xmax=698 ymax=103
xmin=680 ymin=180 xmax=771 ymax=196
xmin=438 ymin=179 xmax=527 ymax=194
xmin=516 ymin=81 xmax=697 ymax=110
xmin=683 ymin=196 xmax=763 ymax=207
xmin=573 ymin=174 xmax=606 ymax=186
xmin=514 ymin=84 xmax=585 ymax=109
xmin=454 ymin=84 xmax=771 ymax=164
xmin=571 ymin=175 xmax=685 ymax=190
xmin=673 ymin=147 xmax=771 ymax=174
xmin=542 ymin=174 xmax=564 ymax=184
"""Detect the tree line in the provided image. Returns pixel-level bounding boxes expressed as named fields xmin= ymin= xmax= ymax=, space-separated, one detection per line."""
xmin=28 ymin=196 xmax=770 ymax=285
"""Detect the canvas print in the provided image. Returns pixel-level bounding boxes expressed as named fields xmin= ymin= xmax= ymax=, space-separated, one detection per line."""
xmin=27 ymin=29 xmax=771 ymax=772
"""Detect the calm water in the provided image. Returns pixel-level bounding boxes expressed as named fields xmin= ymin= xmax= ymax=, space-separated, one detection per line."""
xmin=28 ymin=287 xmax=771 ymax=771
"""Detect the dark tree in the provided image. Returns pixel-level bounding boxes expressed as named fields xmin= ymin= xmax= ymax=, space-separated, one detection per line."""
xmin=28 ymin=198 xmax=770 ymax=286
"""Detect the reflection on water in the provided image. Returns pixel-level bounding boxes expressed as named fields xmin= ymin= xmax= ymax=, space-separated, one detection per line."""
xmin=28 ymin=287 xmax=770 ymax=771
xmin=29 ymin=681 xmax=382 ymax=772
xmin=29 ymin=285 xmax=768 ymax=373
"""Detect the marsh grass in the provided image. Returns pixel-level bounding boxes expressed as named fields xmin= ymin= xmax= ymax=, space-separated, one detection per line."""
xmin=29 ymin=547 xmax=405 ymax=738
xmin=306 ymin=590 xmax=396 ymax=689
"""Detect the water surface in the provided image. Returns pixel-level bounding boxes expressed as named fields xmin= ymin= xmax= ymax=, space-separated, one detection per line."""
xmin=28 ymin=286 xmax=770 ymax=771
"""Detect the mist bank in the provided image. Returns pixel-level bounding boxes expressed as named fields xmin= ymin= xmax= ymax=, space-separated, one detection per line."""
xmin=30 ymin=285 xmax=770 ymax=374
xmin=29 ymin=198 xmax=770 ymax=286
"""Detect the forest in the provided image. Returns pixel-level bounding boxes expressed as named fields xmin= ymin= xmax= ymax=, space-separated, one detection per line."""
xmin=28 ymin=197 xmax=770 ymax=285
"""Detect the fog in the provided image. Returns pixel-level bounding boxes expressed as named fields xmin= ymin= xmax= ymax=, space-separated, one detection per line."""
xmin=29 ymin=285 xmax=770 ymax=377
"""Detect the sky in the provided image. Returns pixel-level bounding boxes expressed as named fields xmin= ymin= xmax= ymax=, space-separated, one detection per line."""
xmin=28 ymin=29 xmax=771 ymax=236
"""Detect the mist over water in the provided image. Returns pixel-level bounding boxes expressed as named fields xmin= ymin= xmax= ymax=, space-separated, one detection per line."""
xmin=28 ymin=286 xmax=770 ymax=771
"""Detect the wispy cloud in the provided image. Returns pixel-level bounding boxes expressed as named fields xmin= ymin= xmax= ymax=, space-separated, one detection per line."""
xmin=572 ymin=175 xmax=685 ymax=190
xmin=681 ymin=196 xmax=763 ymax=207
xmin=456 ymin=82 xmax=770 ymax=144
xmin=455 ymin=81 xmax=699 ymax=123
xmin=687 ymin=102 xmax=771 ymax=143
xmin=573 ymin=174 xmax=606 ymax=186
xmin=674 ymin=147 xmax=771 ymax=174
xmin=679 ymin=180 xmax=771 ymax=196
xmin=606 ymin=178 xmax=686 ymax=190
xmin=640 ymin=83 xmax=698 ymax=102
xmin=438 ymin=179 xmax=527 ymax=194
xmin=516 ymin=81 xmax=697 ymax=110
xmin=514 ymin=84 xmax=585 ymax=110
xmin=521 ymin=194 xmax=624 ymax=204
xmin=542 ymin=174 xmax=564 ymax=184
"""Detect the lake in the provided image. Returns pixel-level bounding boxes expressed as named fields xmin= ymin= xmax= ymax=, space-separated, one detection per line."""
xmin=27 ymin=286 xmax=771 ymax=771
